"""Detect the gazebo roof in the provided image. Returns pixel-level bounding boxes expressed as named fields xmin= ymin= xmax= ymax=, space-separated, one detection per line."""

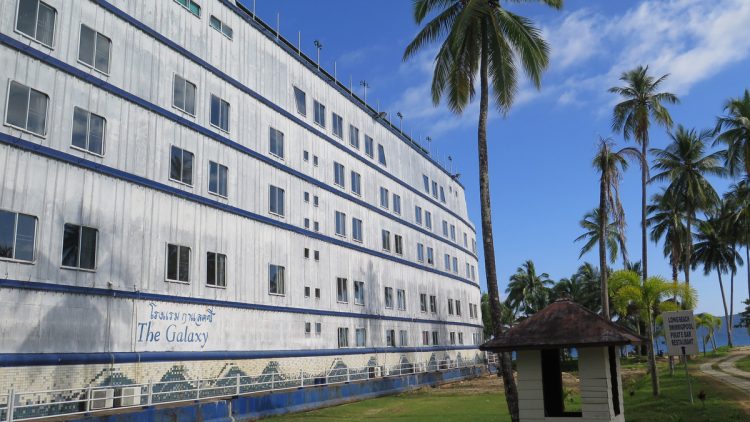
xmin=480 ymin=299 xmax=645 ymax=352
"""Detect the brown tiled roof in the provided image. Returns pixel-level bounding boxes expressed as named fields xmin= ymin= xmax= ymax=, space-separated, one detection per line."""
xmin=480 ymin=299 xmax=645 ymax=351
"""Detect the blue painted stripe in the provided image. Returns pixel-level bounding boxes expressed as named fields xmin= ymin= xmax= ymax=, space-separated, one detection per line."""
xmin=90 ymin=0 xmax=475 ymax=233
xmin=0 ymin=132 xmax=479 ymax=289
xmin=0 ymin=32 xmax=477 ymax=262
xmin=0 ymin=278 xmax=482 ymax=329
xmin=0 ymin=345 xmax=480 ymax=367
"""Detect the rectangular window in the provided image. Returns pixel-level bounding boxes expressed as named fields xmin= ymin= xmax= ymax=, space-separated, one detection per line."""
xmin=209 ymin=15 xmax=233 ymax=39
xmin=393 ymin=194 xmax=401 ymax=215
xmin=416 ymin=243 xmax=424 ymax=262
xmin=458 ymin=332 xmax=464 ymax=345
xmin=61 ymin=223 xmax=97 ymax=270
xmin=304 ymin=218 xmax=310 ymax=229
xmin=456 ymin=300 xmax=462 ymax=316
xmin=432 ymin=331 xmax=439 ymax=345
xmin=354 ymin=280 xmax=364 ymax=305
xmin=313 ymin=195 xmax=319 ymax=207
xmin=379 ymin=187 xmax=389 ymax=209
xmin=427 ymin=247 xmax=434 ymax=265
xmin=377 ymin=144 xmax=387 ymax=166
xmin=394 ymin=234 xmax=403 ymax=255
xmin=206 ymin=252 xmax=226 ymax=287
xmin=425 ymin=212 xmax=432 ymax=229
xmin=15 ymin=0 xmax=56 ymax=47
xmin=208 ymin=161 xmax=228 ymax=197
xmin=269 ymin=264 xmax=285 ymax=295
xmin=304 ymin=286 xmax=311 ymax=297
xmin=172 ymin=75 xmax=196 ymax=115
xmin=333 ymin=162 xmax=345 ymax=187
xmin=429 ymin=295 xmax=437 ymax=313
xmin=351 ymin=171 xmax=361 ymax=196
xmin=381 ymin=230 xmax=390 ymax=251
xmin=209 ymin=94 xmax=229 ymax=132
xmin=471 ymin=265 xmax=476 ymax=280
xmin=464 ymin=233 xmax=468 ymax=248
xmin=442 ymin=221 xmax=449 ymax=237
xmin=422 ymin=331 xmax=430 ymax=346
xmin=450 ymin=225 xmax=456 ymax=241
xmin=332 ymin=113 xmax=343 ymax=139
xmin=5 ymin=81 xmax=49 ymax=136
xmin=399 ymin=330 xmax=408 ymax=347
xmin=432 ymin=181 xmax=438 ymax=198
xmin=420 ymin=294 xmax=427 ymax=312
xmin=415 ymin=206 xmax=422 ymax=225
xmin=336 ymin=277 xmax=348 ymax=303
xmin=304 ymin=248 xmax=310 ymax=259
xmin=352 ymin=218 xmax=363 ymax=242
xmin=356 ymin=328 xmax=366 ymax=347
xmin=335 ymin=211 xmax=346 ymax=237
xmin=293 ymin=86 xmax=306 ymax=116
xmin=349 ymin=125 xmax=360 ymax=149
xmin=78 ymin=25 xmax=110 ymax=74
xmin=175 ymin=0 xmax=201 ymax=16
xmin=269 ymin=185 xmax=285 ymax=216
xmin=337 ymin=327 xmax=349 ymax=348
xmin=450 ymin=332 xmax=456 ymax=345
xmin=313 ymin=221 xmax=319 ymax=232
xmin=384 ymin=287 xmax=393 ymax=309
xmin=313 ymin=100 xmax=326 ymax=127
xmin=364 ymin=135 xmax=374 ymax=158
xmin=386 ymin=329 xmax=396 ymax=347
xmin=448 ymin=299 xmax=454 ymax=315
xmin=0 ymin=210 xmax=37 ymax=262
xmin=303 ymin=150 xmax=310 ymax=162
xmin=423 ymin=175 xmax=430 ymax=193
xmin=304 ymin=192 xmax=310 ymax=203
xmin=165 ymin=243 xmax=190 ymax=282
xmin=397 ymin=289 xmax=406 ymax=311
xmin=452 ymin=257 xmax=458 ymax=273
xmin=466 ymin=263 xmax=471 ymax=278
xmin=313 ymin=155 xmax=319 ymax=166
xmin=269 ymin=127 xmax=284 ymax=158
xmin=444 ymin=254 xmax=451 ymax=271
xmin=315 ymin=288 xmax=321 ymax=299
xmin=71 ymin=107 xmax=105 ymax=156
xmin=440 ymin=186 xmax=446 ymax=203
xmin=305 ymin=322 xmax=311 ymax=335
xmin=169 ymin=146 xmax=194 ymax=185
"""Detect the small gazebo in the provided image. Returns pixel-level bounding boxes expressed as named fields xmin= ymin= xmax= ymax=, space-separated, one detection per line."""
xmin=480 ymin=299 xmax=644 ymax=422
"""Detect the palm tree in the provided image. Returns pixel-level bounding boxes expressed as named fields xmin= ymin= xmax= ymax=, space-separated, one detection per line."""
xmin=506 ymin=260 xmax=554 ymax=317
xmin=404 ymin=2 xmax=562 ymax=418
xmin=592 ymin=139 xmax=639 ymax=318
xmin=724 ymin=180 xmax=750 ymax=301
xmin=650 ymin=125 xmax=725 ymax=285
xmin=552 ymin=264 xmax=600 ymax=311
xmin=610 ymin=66 xmax=679 ymax=283
xmin=715 ymin=89 xmax=750 ymax=180
xmin=647 ymin=191 xmax=687 ymax=283
xmin=694 ymin=313 xmax=714 ymax=356
xmin=692 ymin=215 xmax=743 ymax=347
xmin=575 ymin=208 xmax=627 ymax=264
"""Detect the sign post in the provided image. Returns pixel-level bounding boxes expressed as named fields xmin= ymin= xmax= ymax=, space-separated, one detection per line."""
xmin=663 ymin=310 xmax=698 ymax=404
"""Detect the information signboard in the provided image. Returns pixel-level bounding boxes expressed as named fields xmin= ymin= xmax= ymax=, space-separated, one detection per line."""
xmin=663 ymin=310 xmax=699 ymax=356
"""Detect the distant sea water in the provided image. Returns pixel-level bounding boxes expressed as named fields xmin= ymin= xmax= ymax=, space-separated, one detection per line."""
xmin=655 ymin=314 xmax=750 ymax=353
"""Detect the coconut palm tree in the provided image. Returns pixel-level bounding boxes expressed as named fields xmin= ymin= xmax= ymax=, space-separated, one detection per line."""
xmin=715 ymin=89 xmax=750 ymax=180
xmin=724 ymin=180 xmax=750 ymax=301
xmin=552 ymin=264 xmax=601 ymax=311
xmin=506 ymin=260 xmax=554 ymax=317
xmin=610 ymin=66 xmax=679 ymax=283
xmin=575 ymin=208 xmax=627 ymax=264
xmin=650 ymin=125 xmax=725 ymax=286
xmin=404 ymin=2 xmax=562 ymax=418
xmin=647 ymin=191 xmax=688 ymax=283
xmin=692 ymin=215 xmax=743 ymax=347
xmin=592 ymin=139 xmax=639 ymax=318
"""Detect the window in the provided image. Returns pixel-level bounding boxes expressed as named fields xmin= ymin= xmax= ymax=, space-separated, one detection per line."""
xmin=399 ymin=330 xmax=408 ymax=346
xmin=422 ymin=331 xmax=430 ymax=346
xmin=0 ymin=210 xmax=37 ymax=262
xmin=351 ymin=171 xmax=361 ymax=196
xmin=432 ymin=181 xmax=438 ymax=198
xmin=352 ymin=218 xmax=363 ymax=242
xmin=456 ymin=300 xmax=462 ymax=316
xmin=377 ymin=144 xmax=387 ymax=166
xmin=293 ymin=86 xmax=307 ymax=116
xmin=356 ymin=328 xmax=366 ymax=347
xmin=71 ymin=107 xmax=105 ymax=156
xmin=269 ymin=264 xmax=285 ymax=295
xmin=314 ymin=250 xmax=320 ymax=261
xmin=210 ymin=94 xmax=229 ymax=132
xmin=175 ymin=0 xmax=201 ymax=16
xmin=78 ymin=25 xmax=111 ymax=74
xmin=315 ymin=288 xmax=321 ymax=299
xmin=303 ymin=150 xmax=309 ymax=162
xmin=379 ymin=187 xmax=389 ymax=209
xmin=458 ymin=332 xmax=464 ymax=345
xmin=269 ymin=185 xmax=285 ymax=216
xmin=452 ymin=257 xmax=458 ymax=273
xmin=432 ymin=331 xmax=439 ymax=345
xmin=420 ymin=294 xmax=427 ymax=312
xmin=472 ymin=239 xmax=477 ymax=253
xmin=304 ymin=286 xmax=310 ymax=298
xmin=444 ymin=254 xmax=451 ymax=271
xmin=206 ymin=252 xmax=226 ymax=287
xmin=450 ymin=332 xmax=456 ymax=345
xmin=208 ymin=161 xmax=228 ymax=197
xmin=429 ymin=295 xmax=437 ymax=313
xmin=172 ymin=75 xmax=196 ymax=115
xmin=5 ymin=81 xmax=48 ymax=136
xmin=337 ymin=327 xmax=349 ymax=348
xmin=336 ymin=277 xmax=348 ymax=303
xmin=394 ymin=234 xmax=403 ymax=255
xmin=335 ymin=211 xmax=346 ymax=237
xmin=397 ymin=289 xmax=406 ymax=311
xmin=61 ymin=223 xmax=98 ymax=270
xmin=425 ymin=212 xmax=432 ymax=229
xmin=313 ymin=100 xmax=326 ymax=127
xmin=332 ymin=113 xmax=343 ymax=138
xmin=426 ymin=247 xmax=434 ymax=265
xmin=304 ymin=192 xmax=310 ymax=203
xmin=386 ymin=329 xmax=396 ymax=347
xmin=440 ymin=186 xmax=446 ymax=203
xmin=423 ymin=175 xmax=430 ymax=193
xmin=15 ymin=0 xmax=56 ymax=47
xmin=303 ymin=218 xmax=310 ymax=229
xmin=417 ymin=243 xmax=424 ymax=262
xmin=165 ymin=243 xmax=190 ymax=282
xmin=305 ymin=322 xmax=311 ymax=335
xmin=313 ymin=155 xmax=319 ymax=166
xmin=313 ymin=195 xmax=319 ymax=207
xmin=354 ymin=280 xmax=364 ymax=305
xmin=209 ymin=15 xmax=233 ymax=39
xmin=442 ymin=221 xmax=449 ymax=237
xmin=464 ymin=233 xmax=468 ymax=248
xmin=349 ymin=125 xmax=359 ymax=149
xmin=471 ymin=265 xmax=476 ymax=280
xmin=313 ymin=221 xmax=320 ymax=232
xmin=466 ymin=263 xmax=471 ymax=278
xmin=450 ymin=225 xmax=456 ymax=241
xmin=364 ymin=135 xmax=374 ymax=158
xmin=381 ymin=230 xmax=391 ymax=251
xmin=393 ymin=194 xmax=401 ymax=215
xmin=384 ymin=287 xmax=393 ymax=309
xmin=269 ymin=127 xmax=284 ymax=158
xmin=304 ymin=248 xmax=310 ymax=259
xmin=316 ymin=322 xmax=322 ymax=334
xmin=333 ymin=162 xmax=345 ymax=187
xmin=415 ymin=206 xmax=422 ymax=225
xmin=169 ymin=146 xmax=194 ymax=185
xmin=448 ymin=299 xmax=454 ymax=315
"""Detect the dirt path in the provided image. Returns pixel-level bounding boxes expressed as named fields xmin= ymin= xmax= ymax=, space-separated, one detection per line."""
xmin=699 ymin=349 xmax=750 ymax=394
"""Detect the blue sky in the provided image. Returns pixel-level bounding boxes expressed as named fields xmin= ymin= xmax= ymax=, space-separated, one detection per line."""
xmin=248 ymin=0 xmax=750 ymax=316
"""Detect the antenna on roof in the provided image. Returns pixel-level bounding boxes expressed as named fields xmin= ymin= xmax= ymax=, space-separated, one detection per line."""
xmin=334 ymin=62 xmax=337 ymax=83
xmin=448 ymin=155 xmax=453 ymax=173
xmin=349 ymin=76 xmax=353 ymax=97
xmin=359 ymin=80 xmax=369 ymax=103
xmin=426 ymin=136 xmax=432 ymax=155
xmin=252 ymin=0 xmax=256 ymax=18
xmin=276 ymin=13 xmax=280 ymax=40
xmin=396 ymin=112 xmax=403 ymax=133
xmin=313 ymin=40 xmax=323 ymax=69
xmin=376 ymin=99 xmax=380 ymax=113
xmin=297 ymin=31 xmax=301 ymax=55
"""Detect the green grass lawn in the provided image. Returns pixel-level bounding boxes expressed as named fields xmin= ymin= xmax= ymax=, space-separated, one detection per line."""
xmin=735 ymin=354 xmax=750 ymax=373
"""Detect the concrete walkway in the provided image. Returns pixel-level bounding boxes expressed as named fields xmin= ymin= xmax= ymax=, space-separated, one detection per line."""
xmin=698 ymin=349 xmax=750 ymax=394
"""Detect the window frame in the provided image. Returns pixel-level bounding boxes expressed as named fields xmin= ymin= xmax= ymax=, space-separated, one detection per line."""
xmin=354 ymin=280 xmax=365 ymax=305
xmin=165 ymin=243 xmax=191 ymax=283
xmin=269 ymin=127 xmax=285 ymax=159
xmin=334 ymin=211 xmax=347 ymax=237
xmin=384 ymin=286 xmax=394 ymax=309
xmin=209 ymin=94 xmax=230 ymax=133
xmin=172 ymin=74 xmax=197 ymax=117
xmin=364 ymin=135 xmax=374 ymax=158
xmin=60 ymin=223 xmax=98 ymax=271
xmin=14 ymin=0 xmax=57 ymax=49
xmin=70 ymin=107 xmax=106 ymax=157
xmin=4 ymin=80 xmax=49 ymax=138
xmin=206 ymin=251 xmax=227 ymax=288
xmin=337 ymin=327 xmax=349 ymax=348
xmin=333 ymin=162 xmax=345 ymax=188
xmin=336 ymin=277 xmax=348 ymax=303
xmin=349 ymin=124 xmax=360 ymax=149
xmin=168 ymin=145 xmax=195 ymax=186
xmin=174 ymin=0 xmax=201 ymax=17
xmin=332 ymin=113 xmax=343 ymax=139
xmin=293 ymin=86 xmax=307 ymax=116
xmin=268 ymin=264 xmax=286 ymax=296
xmin=352 ymin=218 xmax=363 ymax=243
xmin=355 ymin=327 xmax=366 ymax=347
xmin=0 ymin=209 xmax=37 ymax=263
xmin=208 ymin=160 xmax=228 ymax=198
xmin=313 ymin=100 xmax=326 ymax=128
xmin=269 ymin=185 xmax=285 ymax=217
xmin=209 ymin=15 xmax=233 ymax=39
xmin=76 ymin=24 xmax=112 ymax=75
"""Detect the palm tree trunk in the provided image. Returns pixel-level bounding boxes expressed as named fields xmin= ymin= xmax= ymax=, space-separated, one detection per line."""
xmin=641 ymin=142 xmax=648 ymax=284
xmin=685 ymin=213 xmax=692 ymax=286
xmin=477 ymin=21 xmax=519 ymax=422
xmin=599 ymin=174 xmax=610 ymax=318
xmin=746 ymin=245 xmax=750 ymax=301
xmin=730 ymin=261 xmax=735 ymax=343
xmin=716 ymin=270 xmax=733 ymax=347
xmin=646 ymin=309 xmax=659 ymax=396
